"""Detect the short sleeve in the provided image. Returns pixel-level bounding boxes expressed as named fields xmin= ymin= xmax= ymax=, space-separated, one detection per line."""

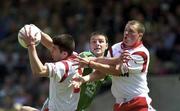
xmin=127 ymin=52 xmax=148 ymax=74
xmin=45 ymin=62 xmax=66 ymax=81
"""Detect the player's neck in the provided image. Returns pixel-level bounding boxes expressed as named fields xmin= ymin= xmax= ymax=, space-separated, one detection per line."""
xmin=122 ymin=41 xmax=142 ymax=50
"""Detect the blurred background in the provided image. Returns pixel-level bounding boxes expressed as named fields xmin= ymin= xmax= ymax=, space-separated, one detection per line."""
xmin=0 ymin=0 xmax=180 ymax=111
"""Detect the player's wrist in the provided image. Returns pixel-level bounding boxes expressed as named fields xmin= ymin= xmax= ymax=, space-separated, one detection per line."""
xmin=27 ymin=43 xmax=35 ymax=48
xmin=88 ymin=60 xmax=93 ymax=68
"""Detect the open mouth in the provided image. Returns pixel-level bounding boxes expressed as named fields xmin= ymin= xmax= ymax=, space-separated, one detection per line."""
xmin=93 ymin=48 xmax=101 ymax=51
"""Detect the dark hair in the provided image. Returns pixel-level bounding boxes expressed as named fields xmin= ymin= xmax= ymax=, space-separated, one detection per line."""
xmin=90 ymin=32 xmax=109 ymax=43
xmin=53 ymin=34 xmax=75 ymax=56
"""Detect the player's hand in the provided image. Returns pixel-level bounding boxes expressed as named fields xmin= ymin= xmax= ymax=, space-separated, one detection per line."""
xmin=70 ymin=76 xmax=85 ymax=88
xmin=119 ymin=50 xmax=131 ymax=63
xmin=73 ymin=55 xmax=92 ymax=68
xmin=20 ymin=25 xmax=37 ymax=46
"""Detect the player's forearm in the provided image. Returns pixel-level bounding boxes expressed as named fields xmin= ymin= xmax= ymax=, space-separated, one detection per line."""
xmin=83 ymin=73 xmax=98 ymax=82
xmin=92 ymin=70 xmax=106 ymax=81
xmin=28 ymin=45 xmax=48 ymax=77
xmin=95 ymin=57 xmax=120 ymax=65
xmin=89 ymin=61 xmax=122 ymax=76
xmin=41 ymin=32 xmax=53 ymax=50
xmin=83 ymin=70 xmax=106 ymax=82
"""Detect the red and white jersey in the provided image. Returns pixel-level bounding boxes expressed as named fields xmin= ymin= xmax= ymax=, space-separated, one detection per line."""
xmin=107 ymin=42 xmax=151 ymax=104
xmin=45 ymin=55 xmax=82 ymax=111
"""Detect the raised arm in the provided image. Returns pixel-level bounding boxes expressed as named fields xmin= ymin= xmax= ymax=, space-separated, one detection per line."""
xmin=31 ymin=24 xmax=53 ymax=50
xmin=27 ymin=44 xmax=49 ymax=77
xmin=21 ymin=26 xmax=49 ymax=77
xmin=41 ymin=32 xmax=53 ymax=50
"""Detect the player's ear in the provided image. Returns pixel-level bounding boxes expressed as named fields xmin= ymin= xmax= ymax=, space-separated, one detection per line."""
xmin=63 ymin=51 xmax=68 ymax=57
xmin=138 ymin=33 xmax=143 ymax=40
xmin=105 ymin=42 xmax=108 ymax=50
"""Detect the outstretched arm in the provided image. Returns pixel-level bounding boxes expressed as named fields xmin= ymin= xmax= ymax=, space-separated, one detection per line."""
xmin=88 ymin=60 xmax=122 ymax=76
xmin=75 ymin=51 xmax=132 ymax=76
xmin=94 ymin=57 xmax=120 ymax=65
xmin=75 ymin=56 xmax=122 ymax=76
xmin=83 ymin=70 xmax=107 ymax=82
xmin=72 ymin=70 xmax=106 ymax=88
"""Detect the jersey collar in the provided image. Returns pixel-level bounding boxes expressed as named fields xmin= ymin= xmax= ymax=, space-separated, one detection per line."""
xmin=121 ymin=41 xmax=142 ymax=50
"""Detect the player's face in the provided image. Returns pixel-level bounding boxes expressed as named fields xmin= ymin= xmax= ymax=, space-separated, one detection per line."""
xmin=50 ymin=44 xmax=65 ymax=61
xmin=90 ymin=35 xmax=108 ymax=57
xmin=123 ymin=24 xmax=141 ymax=47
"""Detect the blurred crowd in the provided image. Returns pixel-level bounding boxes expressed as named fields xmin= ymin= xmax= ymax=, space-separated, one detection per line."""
xmin=0 ymin=0 xmax=179 ymax=110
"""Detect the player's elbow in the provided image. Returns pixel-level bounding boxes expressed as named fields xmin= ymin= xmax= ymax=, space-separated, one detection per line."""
xmin=31 ymin=69 xmax=40 ymax=77
xmin=32 ymin=68 xmax=48 ymax=77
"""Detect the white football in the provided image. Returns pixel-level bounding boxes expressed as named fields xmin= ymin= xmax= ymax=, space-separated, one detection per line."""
xmin=18 ymin=24 xmax=41 ymax=48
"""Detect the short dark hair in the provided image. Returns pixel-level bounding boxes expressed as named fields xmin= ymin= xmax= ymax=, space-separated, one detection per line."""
xmin=53 ymin=34 xmax=75 ymax=56
xmin=90 ymin=32 xmax=109 ymax=43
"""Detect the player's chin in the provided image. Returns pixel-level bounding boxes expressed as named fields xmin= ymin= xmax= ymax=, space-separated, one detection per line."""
xmin=123 ymin=41 xmax=133 ymax=47
xmin=94 ymin=52 xmax=103 ymax=57
xmin=93 ymin=49 xmax=102 ymax=53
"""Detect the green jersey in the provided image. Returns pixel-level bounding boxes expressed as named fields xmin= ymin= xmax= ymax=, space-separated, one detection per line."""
xmin=77 ymin=51 xmax=111 ymax=111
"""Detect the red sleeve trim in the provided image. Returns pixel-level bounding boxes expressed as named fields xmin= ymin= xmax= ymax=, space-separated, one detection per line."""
xmin=43 ymin=108 xmax=49 ymax=111
xmin=72 ymin=77 xmax=81 ymax=93
xmin=78 ymin=68 xmax=83 ymax=76
xmin=59 ymin=61 xmax=69 ymax=82
xmin=132 ymin=51 xmax=148 ymax=72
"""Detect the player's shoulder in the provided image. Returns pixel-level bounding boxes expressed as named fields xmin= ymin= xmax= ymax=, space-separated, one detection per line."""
xmin=111 ymin=42 xmax=122 ymax=48
xmin=111 ymin=42 xmax=122 ymax=50
xmin=109 ymin=42 xmax=122 ymax=53
xmin=132 ymin=44 xmax=150 ymax=58
xmin=79 ymin=51 xmax=95 ymax=58
xmin=137 ymin=44 xmax=150 ymax=55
